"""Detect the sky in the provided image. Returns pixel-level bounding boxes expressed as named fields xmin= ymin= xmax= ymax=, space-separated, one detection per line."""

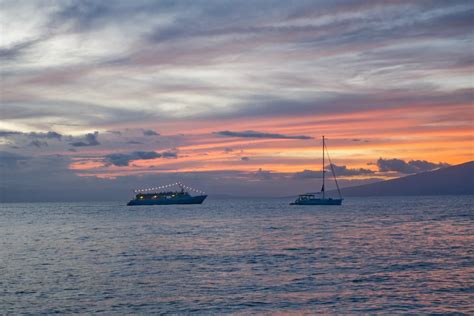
xmin=0 ymin=0 xmax=473 ymax=201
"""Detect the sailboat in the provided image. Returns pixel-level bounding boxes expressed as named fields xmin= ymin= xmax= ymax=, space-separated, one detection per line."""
xmin=291 ymin=136 xmax=343 ymax=205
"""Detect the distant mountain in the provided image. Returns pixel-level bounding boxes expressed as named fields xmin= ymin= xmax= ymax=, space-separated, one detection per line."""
xmin=339 ymin=161 xmax=474 ymax=197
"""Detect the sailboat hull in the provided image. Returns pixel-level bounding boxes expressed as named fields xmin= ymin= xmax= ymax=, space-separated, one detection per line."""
xmin=290 ymin=198 xmax=343 ymax=205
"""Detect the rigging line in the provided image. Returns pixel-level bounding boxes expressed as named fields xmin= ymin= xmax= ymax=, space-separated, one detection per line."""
xmin=134 ymin=182 xmax=205 ymax=194
xmin=324 ymin=142 xmax=343 ymax=199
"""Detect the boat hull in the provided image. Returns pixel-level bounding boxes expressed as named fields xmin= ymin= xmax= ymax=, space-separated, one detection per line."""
xmin=127 ymin=195 xmax=207 ymax=206
xmin=291 ymin=198 xmax=343 ymax=205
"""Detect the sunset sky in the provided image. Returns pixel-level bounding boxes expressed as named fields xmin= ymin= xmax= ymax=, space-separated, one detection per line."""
xmin=1 ymin=0 xmax=473 ymax=201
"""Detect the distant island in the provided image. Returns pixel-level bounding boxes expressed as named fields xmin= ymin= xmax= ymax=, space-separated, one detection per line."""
xmin=338 ymin=161 xmax=474 ymax=197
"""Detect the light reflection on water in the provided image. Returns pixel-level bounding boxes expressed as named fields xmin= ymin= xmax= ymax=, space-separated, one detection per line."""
xmin=1 ymin=196 xmax=473 ymax=314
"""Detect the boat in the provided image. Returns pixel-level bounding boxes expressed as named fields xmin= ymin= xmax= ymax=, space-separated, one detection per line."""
xmin=291 ymin=136 xmax=343 ymax=205
xmin=127 ymin=182 xmax=207 ymax=205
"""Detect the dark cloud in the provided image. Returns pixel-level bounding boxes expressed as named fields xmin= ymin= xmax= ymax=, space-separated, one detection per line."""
xmin=0 ymin=130 xmax=62 ymax=140
xmin=294 ymin=164 xmax=374 ymax=179
xmin=105 ymin=150 xmax=177 ymax=166
xmin=0 ymin=153 xmax=111 ymax=202
xmin=143 ymin=129 xmax=159 ymax=136
xmin=284 ymin=2 xmax=474 ymax=55
xmin=105 ymin=152 xmax=159 ymax=166
xmin=328 ymin=164 xmax=374 ymax=176
xmin=50 ymin=0 xmax=112 ymax=32
xmin=161 ymin=151 xmax=178 ymax=158
xmin=0 ymin=131 xmax=22 ymax=137
xmin=376 ymin=158 xmax=450 ymax=174
xmin=241 ymin=156 xmax=250 ymax=161
xmin=212 ymin=88 xmax=474 ymax=120
xmin=30 ymin=131 xmax=62 ymax=140
xmin=126 ymin=140 xmax=143 ymax=145
xmin=145 ymin=1 xmax=472 ymax=45
xmin=0 ymin=38 xmax=42 ymax=61
xmin=293 ymin=169 xmax=322 ymax=179
xmin=70 ymin=132 xmax=100 ymax=147
xmin=252 ymin=168 xmax=280 ymax=181
xmin=0 ymin=130 xmax=62 ymax=148
xmin=216 ymin=130 xmax=312 ymax=140
xmin=29 ymin=140 xmax=48 ymax=148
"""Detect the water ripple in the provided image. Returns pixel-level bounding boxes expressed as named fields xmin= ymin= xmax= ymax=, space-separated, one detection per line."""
xmin=0 ymin=196 xmax=473 ymax=314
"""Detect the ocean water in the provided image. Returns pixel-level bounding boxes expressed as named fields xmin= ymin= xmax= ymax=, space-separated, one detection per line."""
xmin=1 ymin=196 xmax=473 ymax=314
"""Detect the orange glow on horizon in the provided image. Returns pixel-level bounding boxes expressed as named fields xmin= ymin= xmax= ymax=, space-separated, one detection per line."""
xmin=66 ymin=102 xmax=473 ymax=178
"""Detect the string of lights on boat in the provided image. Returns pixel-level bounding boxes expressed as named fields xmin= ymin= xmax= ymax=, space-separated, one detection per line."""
xmin=133 ymin=182 xmax=206 ymax=195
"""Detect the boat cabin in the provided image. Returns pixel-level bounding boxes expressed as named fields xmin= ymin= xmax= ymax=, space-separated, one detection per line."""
xmin=135 ymin=191 xmax=190 ymax=200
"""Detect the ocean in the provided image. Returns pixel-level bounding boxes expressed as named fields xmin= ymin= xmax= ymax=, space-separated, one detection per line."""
xmin=1 ymin=196 xmax=473 ymax=314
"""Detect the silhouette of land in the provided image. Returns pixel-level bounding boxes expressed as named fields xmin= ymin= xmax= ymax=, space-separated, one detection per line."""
xmin=339 ymin=161 xmax=474 ymax=197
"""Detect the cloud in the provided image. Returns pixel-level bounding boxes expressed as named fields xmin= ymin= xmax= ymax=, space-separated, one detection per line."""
xmin=143 ymin=129 xmax=159 ymax=136
xmin=294 ymin=164 xmax=374 ymax=179
xmin=216 ymin=130 xmax=313 ymax=140
xmin=0 ymin=131 xmax=23 ymax=137
xmin=0 ymin=38 xmax=43 ymax=61
xmin=70 ymin=132 xmax=100 ymax=147
xmin=0 ymin=153 xmax=116 ymax=202
xmin=2 ymin=1 xmax=472 ymax=131
xmin=0 ymin=1 xmax=471 ymax=201
xmin=241 ymin=156 xmax=250 ymax=161
xmin=293 ymin=169 xmax=322 ymax=179
xmin=30 ymin=131 xmax=62 ymax=140
xmin=328 ymin=164 xmax=374 ymax=176
xmin=0 ymin=130 xmax=62 ymax=148
xmin=161 ymin=151 xmax=178 ymax=158
xmin=212 ymin=89 xmax=474 ymax=120
xmin=0 ymin=151 xmax=29 ymax=167
xmin=104 ymin=150 xmax=177 ymax=166
xmin=0 ymin=130 xmax=62 ymax=140
xmin=376 ymin=158 xmax=450 ymax=174
xmin=293 ymin=160 xmax=449 ymax=179
xmin=105 ymin=151 xmax=159 ymax=166
xmin=252 ymin=168 xmax=280 ymax=181
xmin=127 ymin=140 xmax=143 ymax=144
xmin=29 ymin=140 xmax=48 ymax=148
xmin=0 ymin=100 xmax=154 ymax=131
xmin=0 ymin=155 xmax=382 ymax=202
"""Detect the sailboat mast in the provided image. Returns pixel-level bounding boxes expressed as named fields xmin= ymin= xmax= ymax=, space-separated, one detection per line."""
xmin=325 ymin=139 xmax=343 ymax=200
xmin=322 ymin=135 xmax=325 ymax=199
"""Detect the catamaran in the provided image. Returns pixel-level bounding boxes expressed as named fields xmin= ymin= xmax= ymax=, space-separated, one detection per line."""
xmin=291 ymin=136 xmax=343 ymax=205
